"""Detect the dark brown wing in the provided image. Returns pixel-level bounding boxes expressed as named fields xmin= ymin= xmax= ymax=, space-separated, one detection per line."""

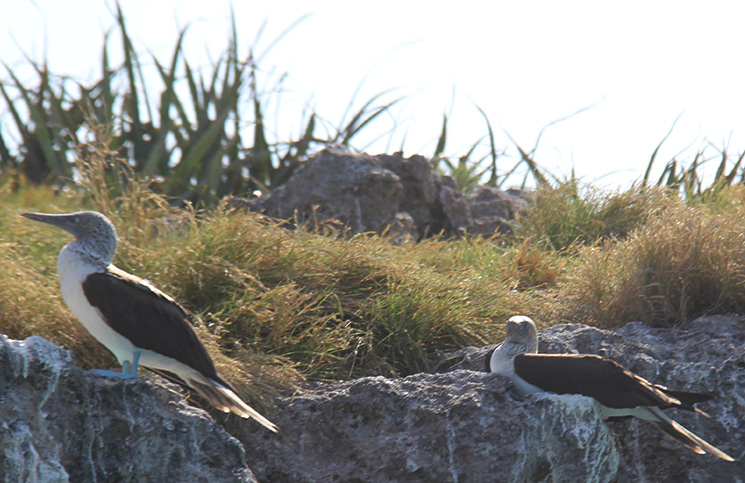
xmin=514 ymin=354 xmax=704 ymax=410
xmin=82 ymin=268 xmax=221 ymax=382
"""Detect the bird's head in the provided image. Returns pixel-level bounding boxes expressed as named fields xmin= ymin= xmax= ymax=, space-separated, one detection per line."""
xmin=22 ymin=211 xmax=118 ymax=264
xmin=504 ymin=315 xmax=538 ymax=347
xmin=487 ymin=315 xmax=539 ymax=373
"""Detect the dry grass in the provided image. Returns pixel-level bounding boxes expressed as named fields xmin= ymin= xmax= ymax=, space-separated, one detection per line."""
xmin=4 ymin=142 xmax=745 ymax=414
xmin=0 ymin=183 xmax=116 ymax=369
xmin=2 ymin=9 xmax=744 ymax=420
xmin=515 ymin=179 xmax=667 ymax=250
xmin=563 ymin=191 xmax=745 ymax=327
xmin=0 ymin=160 xmax=539 ymax=402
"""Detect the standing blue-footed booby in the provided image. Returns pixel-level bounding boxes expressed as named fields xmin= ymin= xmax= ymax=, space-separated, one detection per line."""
xmin=487 ymin=315 xmax=734 ymax=461
xmin=22 ymin=211 xmax=277 ymax=432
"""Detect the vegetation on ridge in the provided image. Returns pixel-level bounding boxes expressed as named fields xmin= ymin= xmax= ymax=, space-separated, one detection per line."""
xmin=2 ymin=5 xmax=745 ymax=416
xmin=4 ymin=134 xmax=745 ymax=412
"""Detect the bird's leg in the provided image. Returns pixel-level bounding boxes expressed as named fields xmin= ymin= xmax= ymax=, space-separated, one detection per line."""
xmin=91 ymin=351 xmax=141 ymax=380
xmin=127 ymin=351 xmax=141 ymax=376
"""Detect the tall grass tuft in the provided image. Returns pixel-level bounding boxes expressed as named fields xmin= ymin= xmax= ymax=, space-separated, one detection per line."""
xmin=514 ymin=179 xmax=666 ymax=250
xmin=563 ymin=193 xmax=745 ymax=327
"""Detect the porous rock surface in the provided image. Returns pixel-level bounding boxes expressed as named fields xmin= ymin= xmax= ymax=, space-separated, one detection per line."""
xmin=237 ymin=371 xmax=621 ymax=482
xmin=236 ymin=315 xmax=743 ymax=482
xmin=0 ymin=335 xmax=256 ymax=482
xmin=437 ymin=314 xmax=745 ymax=482
xmin=230 ymin=146 xmax=528 ymax=238
xmin=2 ymin=316 xmax=743 ymax=482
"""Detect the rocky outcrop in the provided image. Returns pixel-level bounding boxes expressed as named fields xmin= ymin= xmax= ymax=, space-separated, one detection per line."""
xmin=3 ymin=316 xmax=742 ymax=481
xmin=244 ymin=146 xmax=404 ymax=234
xmin=440 ymin=185 xmax=528 ymax=236
xmin=0 ymin=335 xmax=256 ymax=482
xmin=230 ymin=146 xmax=528 ymax=239
xmin=437 ymin=315 xmax=745 ymax=481
xmin=235 ymin=371 xmax=622 ymax=482
xmin=237 ymin=315 xmax=743 ymax=481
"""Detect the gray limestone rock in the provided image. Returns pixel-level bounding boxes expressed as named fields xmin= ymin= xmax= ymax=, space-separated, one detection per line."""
xmin=440 ymin=185 xmax=527 ymax=236
xmin=0 ymin=335 xmax=256 ymax=482
xmin=236 ymin=371 xmax=622 ymax=482
xmin=230 ymin=146 xmax=528 ymax=239
xmin=437 ymin=315 xmax=745 ymax=481
xmin=245 ymin=146 xmax=405 ymax=233
xmin=3 ymin=316 xmax=742 ymax=482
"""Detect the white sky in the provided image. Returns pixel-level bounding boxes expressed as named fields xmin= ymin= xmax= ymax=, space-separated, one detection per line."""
xmin=2 ymin=0 xmax=744 ymax=188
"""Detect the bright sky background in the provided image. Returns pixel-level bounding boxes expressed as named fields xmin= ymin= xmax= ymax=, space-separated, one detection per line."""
xmin=2 ymin=0 xmax=744 ymax=189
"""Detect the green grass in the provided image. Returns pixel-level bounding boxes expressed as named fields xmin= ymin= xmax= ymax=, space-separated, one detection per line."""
xmin=513 ymin=178 xmax=667 ymax=250
xmin=0 ymin=158 xmax=539 ymax=405
xmin=2 ymin=6 xmax=745 ymax=413
xmin=5 ymin=141 xmax=745 ymax=416
xmin=563 ymin=193 xmax=745 ymax=327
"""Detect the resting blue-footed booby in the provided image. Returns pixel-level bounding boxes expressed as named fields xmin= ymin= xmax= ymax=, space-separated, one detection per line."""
xmin=487 ymin=315 xmax=734 ymax=461
xmin=22 ymin=210 xmax=277 ymax=432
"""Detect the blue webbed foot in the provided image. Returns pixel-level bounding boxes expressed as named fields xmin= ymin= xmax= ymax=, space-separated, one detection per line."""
xmin=90 ymin=351 xmax=141 ymax=380
xmin=91 ymin=368 xmax=138 ymax=379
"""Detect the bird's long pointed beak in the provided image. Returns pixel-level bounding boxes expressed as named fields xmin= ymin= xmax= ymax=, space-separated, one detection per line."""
xmin=21 ymin=212 xmax=83 ymax=238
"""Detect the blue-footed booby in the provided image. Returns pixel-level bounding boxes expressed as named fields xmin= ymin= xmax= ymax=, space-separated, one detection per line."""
xmin=487 ymin=315 xmax=734 ymax=461
xmin=22 ymin=211 xmax=277 ymax=432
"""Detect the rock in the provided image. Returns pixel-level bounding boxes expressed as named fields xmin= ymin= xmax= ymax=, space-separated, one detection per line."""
xmin=235 ymin=371 xmax=622 ymax=482
xmin=441 ymin=185 xmax=529 ymax=236
xmin=0 ymin=335 xmax=256 ymax=482
xmin=235 ymin=315 xmax=743 ymax=481
xmin=230 ymin=146 xmax=527 ymax=238
xmin=243 ymin=146 xmax=405 ymax=233
xmin=385 ymin=212 xmax=417 ymax=244
xmin=6 ymin=316 xmax=742 ymax=481
xmin=436 ymin=315 xmax=745 ymax=480
xmin=377 ymin=152 xmax=438 ymax=206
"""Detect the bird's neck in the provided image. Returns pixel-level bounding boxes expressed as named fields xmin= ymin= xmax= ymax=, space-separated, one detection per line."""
xmin=59 ymin=238 xmax=112 ymax=272
xmin=491 ymin=341 xmax=537 ymax=375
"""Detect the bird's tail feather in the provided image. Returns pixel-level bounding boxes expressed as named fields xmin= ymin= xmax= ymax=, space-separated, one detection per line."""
xmin=149 ymin=368 xmax=278 ymax=432
xmin=656 ymin=386 xmax=713 ymax=416
xmin=191 ymin=378 xmax=278 ymax=432
xmin=648 ymin=407 xmax=733 ymax=462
